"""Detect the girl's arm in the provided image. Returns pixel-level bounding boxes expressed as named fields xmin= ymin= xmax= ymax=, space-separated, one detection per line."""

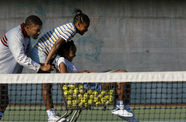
xmin=59 ymin=62 xmax=67 ymax=73
xmin=45 ymin=37 xmax=66 ymax=65
xmin=58 ymin=62 xmax=94 ymax=73
xmin=76 ymin=70 xmax=95 ymax=73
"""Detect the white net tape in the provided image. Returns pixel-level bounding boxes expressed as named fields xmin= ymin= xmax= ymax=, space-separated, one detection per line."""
xmin=0 ymin=71 xmax=186 ymax=84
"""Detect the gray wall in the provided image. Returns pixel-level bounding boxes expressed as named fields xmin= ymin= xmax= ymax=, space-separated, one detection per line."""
xmin=1 ymin=0 xmax=186 ymax=72
xmin=1 ymin=0 xmax=186 ymax=105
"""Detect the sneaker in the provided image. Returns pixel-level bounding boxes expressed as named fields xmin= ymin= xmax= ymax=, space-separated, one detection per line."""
xmin=119 ymin=115 xmax=139 ymax=122
xmin=119 ymin=105 xmax=139 ymax=122
xmin=124 ymin=104 xmax=131 ymax=111
xmin=48 ymin=115 xmax=67 ymax=122
xmin=112 ymin=105 xmax=133 ymax=117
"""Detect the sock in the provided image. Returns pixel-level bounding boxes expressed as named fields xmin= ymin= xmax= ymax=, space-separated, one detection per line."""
xmin=115 ymin=100 xmax=124 ymax=110
xmin=116 ymin=100 xmax=123 ymax=105
xmin=46 ymin=108 xmax=56 ymax=118
xmin=51 ymin=108 xmax=56 ymax=115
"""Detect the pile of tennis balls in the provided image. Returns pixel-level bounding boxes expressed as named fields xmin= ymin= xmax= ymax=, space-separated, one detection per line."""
xmin=62 ymin=84 xmax=114 ymax=108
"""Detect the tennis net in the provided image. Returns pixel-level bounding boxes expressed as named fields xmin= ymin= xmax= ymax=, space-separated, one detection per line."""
xmin=0 ymin=72 xmax=186 ymax=122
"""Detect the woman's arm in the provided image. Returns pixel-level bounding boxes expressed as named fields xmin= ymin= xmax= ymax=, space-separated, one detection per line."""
xmin=45 ymin=37 xmax=66 ymax=65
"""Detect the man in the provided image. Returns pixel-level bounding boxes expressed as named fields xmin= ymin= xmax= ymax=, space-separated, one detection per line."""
xmin=0 ymin=15 xmax=51 ymax=120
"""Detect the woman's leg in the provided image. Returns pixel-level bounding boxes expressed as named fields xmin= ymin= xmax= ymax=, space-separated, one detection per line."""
xmin=29 ymin=48 xmax=56 ymax=114
xmin=42 ymin=84 xmax=53 ymax=110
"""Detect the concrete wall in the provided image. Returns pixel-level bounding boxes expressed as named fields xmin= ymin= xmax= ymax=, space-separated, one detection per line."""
xmin=0 ymin=0 xmax=186 ymax=72
xmin=1 ymin=0 xmax=186 ymax=105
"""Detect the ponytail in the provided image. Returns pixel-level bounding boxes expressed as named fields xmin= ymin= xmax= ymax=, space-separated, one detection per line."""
xmin=74 ymin=8 xmax=83 ymax=15
xmin=73 ymin=8 xmax=90 ymax=26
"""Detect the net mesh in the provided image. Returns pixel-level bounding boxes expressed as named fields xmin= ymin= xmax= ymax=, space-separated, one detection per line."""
xmin=0 ymin=72 xmax=186 ymax=122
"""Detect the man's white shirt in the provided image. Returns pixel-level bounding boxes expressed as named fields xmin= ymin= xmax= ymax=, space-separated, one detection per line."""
xmin=0 ymin=24 xmax=40 ymax=73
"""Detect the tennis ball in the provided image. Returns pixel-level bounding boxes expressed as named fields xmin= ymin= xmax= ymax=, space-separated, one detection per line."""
xmin=62 ymin=85 xmax=68 ymax=90
xmin=78 ymin=94 xmax=83 ymax=99
xmin=73 ymin=93 xmax=78 ymax=99
xmin=93 ymin=97 xmax=98 ymax=103
xmin=95 ymin=101 xmax=101 ymax=106
xmin=101 ymin=98 xmax=106 ymax=104
xmin=109 ymin=96 xmax=114 ymax=102
xmin=67 ymin=95 xmax=72 ymax=100
xmin=98 ymin=94 xmax=102 ymax=98
xmin=93 ymin=91 xmax=98 ymax=96
xmin=87 ymin=89 xmax=93 ymax=95
xmin=105 ymin=101 xmax=110 ymax=105
xmin=78 ymin=84 xmax=83 ymax=89
xmin=81 ymin=99 xmax=86 ymax=103
xmin=79 ymin=89 xmax=84 ymax=94
xmin=78 ymin=102 xmax=84 ymax=107
xmin=104 ymin=95 xmax=109 ymax=100
xmin=68 ymin=89 xmax=73 ymax=95
xmin=84 ymin=102 xmax=88 ymax=107
xmin=74 ymin=88 xmax=79 ymax=94
xmin=101 ymin=90 xmax=106 ymax=95
xmin=67 ymin=100 xmax=72 ymax=106
xmin=83 ymin=93 xmax=88 ymax=99
xmin=88 ymin=99 xmax=93 ymax=105
xmin=72 ymin=100 xmax=78 ymax=107
xmin=63 ymin=90 xmax=68 ymax=96
xmin=89 ymin=94 xmax=94 ymax=99
xmin=68 ymin=84 xmax=75 ymax=90
xmin=109 ymin=90 xmax=114 ymax=95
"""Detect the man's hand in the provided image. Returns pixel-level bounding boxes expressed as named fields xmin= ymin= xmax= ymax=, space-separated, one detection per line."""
xmin=38 ymin=64 xmax=52 ymax=73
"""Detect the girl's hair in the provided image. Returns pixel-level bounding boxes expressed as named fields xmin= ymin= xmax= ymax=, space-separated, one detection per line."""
xmin=25 ymin=15 xmax=42 ymax=26
xmin=73 ymin=9 xmax=90 ymax=26
xmin=57 ymin=40 xmax=76 ymax=57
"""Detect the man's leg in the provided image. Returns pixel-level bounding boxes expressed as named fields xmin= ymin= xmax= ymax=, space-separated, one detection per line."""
xmin=0 ymin=84 xmax=9 ymax=120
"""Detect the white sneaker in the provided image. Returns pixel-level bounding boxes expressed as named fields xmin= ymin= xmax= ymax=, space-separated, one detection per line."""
xmin=112 ymin=105 xmax=133 ymax=117
xmin=48 ymin=115 xmax=67 ymax=122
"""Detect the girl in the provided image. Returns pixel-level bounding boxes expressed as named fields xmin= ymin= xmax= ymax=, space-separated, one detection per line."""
xmin=55 ymin=41 xmax=138 ymax=120
xmin=55 ymin=40 xmax=90 ymax=73
xmin=30 ymin=9 xmax=90 ymax=122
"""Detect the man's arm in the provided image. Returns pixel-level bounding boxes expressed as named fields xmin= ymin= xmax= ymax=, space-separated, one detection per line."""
xmin=45 ymin=37 xmax=66 ymax=65
xmin=8 ymin=35 xmax=50 ymax=72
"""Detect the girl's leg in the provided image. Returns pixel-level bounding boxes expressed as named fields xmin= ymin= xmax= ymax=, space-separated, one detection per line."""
xmin=113 ymin=69 xmax=127 ymax=105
